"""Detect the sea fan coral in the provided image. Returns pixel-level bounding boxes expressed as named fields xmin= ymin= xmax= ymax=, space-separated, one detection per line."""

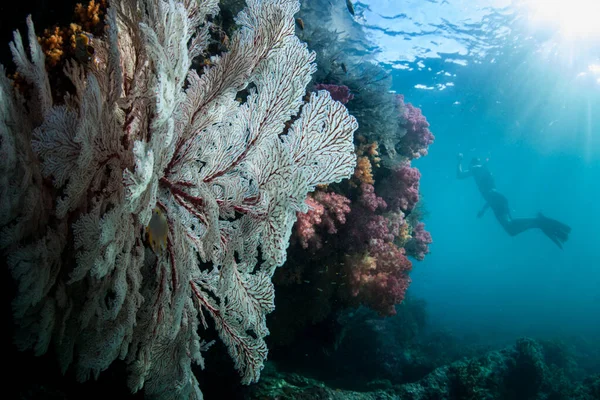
xmin=0 ymin=0 xmax=357 ymax=398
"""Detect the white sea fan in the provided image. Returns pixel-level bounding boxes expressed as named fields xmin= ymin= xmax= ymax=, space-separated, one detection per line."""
xmin=0 ymin=0 xmax=358 ymax=398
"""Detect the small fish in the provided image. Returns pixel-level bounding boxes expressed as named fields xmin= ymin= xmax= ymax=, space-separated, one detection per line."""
xmin=74 ymin=32 xmax=95 ymax=64
xmin=304 ymin=280 xmax=311 ymax=284
xmin=200 ymin=57 xmax=214 ymax=68
xmin=346 ymin=0 xmax=355 ymax=16
xmin=317 ymin=288 xmax=323 ymax=292
xmin=341 ymin=62 xmax=347 ymax=74
xmin=295 ymin=17 xmax=305 ymax=30
xmin=146 ymin=207 xmax=169 ymax=254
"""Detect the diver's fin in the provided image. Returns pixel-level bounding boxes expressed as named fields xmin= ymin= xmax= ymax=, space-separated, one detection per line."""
xmin=540 ymin=227 xmax=564 ymax=249
xmin=537 ymin=213 xmax=572 ymax=235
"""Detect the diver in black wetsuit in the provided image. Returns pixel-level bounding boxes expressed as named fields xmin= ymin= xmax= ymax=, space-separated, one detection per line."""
xmin=456 ymin=153 xmax=571 ymax=249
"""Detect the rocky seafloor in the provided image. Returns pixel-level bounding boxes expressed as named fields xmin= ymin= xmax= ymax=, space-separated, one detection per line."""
xmin=247 ymin=337 xmax=600 ymax=400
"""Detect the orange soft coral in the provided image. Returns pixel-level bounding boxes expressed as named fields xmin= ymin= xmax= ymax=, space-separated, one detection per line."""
xmin=38 ymin=23 xmax=90 ymax=67
xmin=351 ymin=140 xmax=382 ymax=187
xmin=38 ymin=26 xmax=66 ymax=67
xmin=75 ymin=0 xmax=107 ymax=32
xmin=356 ymin=140 xmax=381 ymax=168
xmin=37 ymin=1 xmax=106 ymax=67
xmin=353 ymin=156 xmax=374 ymax=185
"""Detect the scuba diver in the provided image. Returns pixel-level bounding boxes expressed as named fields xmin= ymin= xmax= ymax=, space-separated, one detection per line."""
xmin=456 ymin=153 xmax=571 ymax=249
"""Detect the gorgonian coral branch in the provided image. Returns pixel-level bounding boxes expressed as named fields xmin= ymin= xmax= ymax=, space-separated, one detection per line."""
xmin=0 ymin=0 xmax=357 ymax=398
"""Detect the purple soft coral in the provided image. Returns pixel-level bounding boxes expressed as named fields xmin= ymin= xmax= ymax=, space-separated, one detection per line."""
xmin=314 ymin=83 xmax=355 ymax=104
xmin=405 ymin=222 xmax=433 ymax=261
xmin=380 ymin=164 xmax=421 ymax=213
xmin=358 ymin=182 xmax=387 ymax=212
xmin=397 ymin=95 xmax=435 ymax=159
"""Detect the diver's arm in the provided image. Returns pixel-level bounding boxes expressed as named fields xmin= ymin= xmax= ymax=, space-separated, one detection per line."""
xmin=456 ymin=153 xmax=471 ymax=179
xmin=477 ymin=202 xmax=489 ymax=218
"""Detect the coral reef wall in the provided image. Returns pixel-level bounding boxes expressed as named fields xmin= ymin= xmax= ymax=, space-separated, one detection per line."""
xmin=268 ymin=1 xmax=435 ymax=348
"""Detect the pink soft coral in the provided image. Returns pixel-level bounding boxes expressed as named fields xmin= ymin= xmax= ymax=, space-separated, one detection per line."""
xmin=295 ymin=191 xmax=351 ymax=249
xmin=346 ymin=243 xmax=412 ymax=316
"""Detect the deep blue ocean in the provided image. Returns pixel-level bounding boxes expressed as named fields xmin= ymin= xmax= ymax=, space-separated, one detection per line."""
xmin=357 ymin=0 xmax=600 ymax=343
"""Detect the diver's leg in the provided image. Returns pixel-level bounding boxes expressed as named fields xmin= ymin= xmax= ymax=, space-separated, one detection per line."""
xmin=499 ymin=217 xmax=563 ymax=248
xmin=488 ymin=191 xmax=570 ymax=247
xmin=487 ymin=191 xmax=529 ymax=236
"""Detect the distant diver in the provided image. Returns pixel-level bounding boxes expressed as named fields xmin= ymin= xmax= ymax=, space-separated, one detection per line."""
xmin=456 ymin=153 xmax=571 ymax=249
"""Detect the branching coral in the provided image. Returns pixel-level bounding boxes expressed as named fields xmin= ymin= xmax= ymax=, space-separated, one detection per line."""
xmin=0 ymin=0 xmax=357 ymax=398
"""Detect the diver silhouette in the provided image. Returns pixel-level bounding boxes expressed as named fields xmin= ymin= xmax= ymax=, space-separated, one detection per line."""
xmin=456 ymin=153 xmax=571 ymax=249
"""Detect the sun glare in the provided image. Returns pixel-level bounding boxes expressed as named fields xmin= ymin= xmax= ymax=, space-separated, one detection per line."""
xmin=525 ymin=0 xmax=600 ymax=38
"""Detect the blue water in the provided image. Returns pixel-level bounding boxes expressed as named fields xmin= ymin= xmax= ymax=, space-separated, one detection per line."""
xmin=358 ymin=0 xmax=600 ymax=343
